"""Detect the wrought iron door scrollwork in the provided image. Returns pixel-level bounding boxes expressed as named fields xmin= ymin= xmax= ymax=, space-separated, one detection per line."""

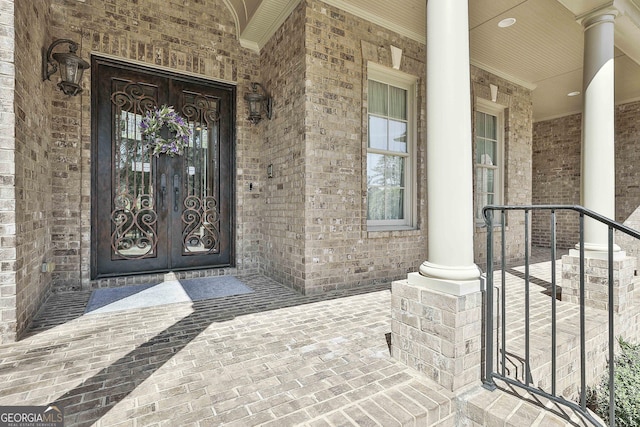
xmin=182 ymin=196 xmax=220 ymax=254
xmin=111 ymin=192 xmax=158 ymax=258
xmin=111 ymin=83 xmax=157 ymax=115
xmin=179 ymin=93 xmax=221 ymax=255
xmin=181 ymin=94 xmax=220 ymax=124
xmin=109 ymin=82 xmax=159 ymax=259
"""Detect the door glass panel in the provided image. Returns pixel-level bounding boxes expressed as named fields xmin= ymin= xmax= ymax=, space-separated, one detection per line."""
xmin=110 ymin=82 xmax=159 ymax=259
xmin=180 ymin=94 xmax=221 ymax=254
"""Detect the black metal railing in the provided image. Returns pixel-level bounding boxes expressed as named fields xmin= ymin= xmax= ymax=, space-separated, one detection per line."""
xmin=482 ymin=205 xmax=640 ymax=427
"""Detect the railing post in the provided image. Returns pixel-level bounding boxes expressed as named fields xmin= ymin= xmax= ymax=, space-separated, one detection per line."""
xmin=524 ymin=209 xmax=531 ymax=385
xmin=483 ymin=208 xmax=496 ymax=390
xmin=551 ymin=209 xmax=557 ymax=396
xmin=500 ymin=210 xmax=506 ymax=378
xmin=608 ymin=226 xmax=615 ymax=427
xmin=579 ymin=212 xmax=587 ymax=410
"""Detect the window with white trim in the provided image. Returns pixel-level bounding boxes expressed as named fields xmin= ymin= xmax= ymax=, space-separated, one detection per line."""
xmin=474 ymin=99 xmax=505 ymax=223
xmin=366 ymin=63 xmax=417 ymax=230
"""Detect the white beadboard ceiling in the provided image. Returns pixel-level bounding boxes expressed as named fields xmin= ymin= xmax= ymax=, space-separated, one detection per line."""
xmin=232 ymin=0 xmax=640 ymax=121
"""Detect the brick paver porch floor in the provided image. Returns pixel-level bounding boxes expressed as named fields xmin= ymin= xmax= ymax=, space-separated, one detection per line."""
xmin=0 ymin=276 xmax=459 ymax=426
xmin=0 ymin=260 xmax=598 ymax=426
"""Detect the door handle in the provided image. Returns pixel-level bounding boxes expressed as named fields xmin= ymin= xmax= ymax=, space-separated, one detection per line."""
xmin=160 ymin=173 xmax=167 ymax=210
xmin=173 ymin=174 xmax=180 ymax=212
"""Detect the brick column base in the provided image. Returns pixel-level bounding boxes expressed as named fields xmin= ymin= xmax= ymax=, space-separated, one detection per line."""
xmin=562 ymin=252 xmax=637 ymax=313
xmin=391 ymin=279 xmax=483 ymax=392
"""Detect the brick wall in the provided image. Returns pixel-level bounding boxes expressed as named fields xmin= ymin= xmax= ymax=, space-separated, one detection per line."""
xmin=0 ymin=0 xmax=17 ymax=343
xmin=532 ymin=101 xmax=640 ymax=256
xmin=531 ymin=113 xmax=581 ymax=248
xmin=47 ymin=0 xmax=262 ymax=290
xmin=299 ymin=1 xmax=428 ymax=294
xmin=8 ymin=0 xmax=53 ymax=342
xmin=259 ymin=2 xmax=307 ymax=291
xmin=471 ymin=68 xmax=533 ymax=267
xmin=614 ymin=101 xmax=640 ymax=259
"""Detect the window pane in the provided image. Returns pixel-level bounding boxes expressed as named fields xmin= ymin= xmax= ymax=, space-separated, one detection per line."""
xmin=388 ymin=121 xmax=407 ymax=153
xmin=368 ymin=116 xmax=388 ymax=150
xmin=486 ymin=114 xmax=497 ymax=139
xmin=386 ymin=188 xmax=404 ymax=219
xmin=367 ymin=153 xmax=385 ymax=186
xmin=476 ymin=112 xmax=486 ymax=137
xmin=486 ymin=140 xmax=496 ymax=164
xmin=486 ymin=169 xmax=494 ymax=193
xmin=475 ymin=137 xmax=484 ymax=164
xmin=479 ymin=193 xmax=489 ymax=213
xmin=477 ymin=139 xmax=494 ymax=165
xmin=389 ymin=86 xmax=406 ymax=120
xmin=368 ymin=80 xmax=387 ymax=115
xmin=367 ymin=187 xmax=384 ymax=220
xmin=386 ymin=156 xmax=404 ymax=186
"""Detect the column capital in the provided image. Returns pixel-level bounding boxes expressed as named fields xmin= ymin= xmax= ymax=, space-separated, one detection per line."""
xmin=577 ymin=7 xmax=618 ymax=28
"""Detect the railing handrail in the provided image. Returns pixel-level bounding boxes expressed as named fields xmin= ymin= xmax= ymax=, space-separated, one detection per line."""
xmin=481 ymin=204 xmax=633 ymax=427
xmin=483 ymin=204 xmax=640 ymax=240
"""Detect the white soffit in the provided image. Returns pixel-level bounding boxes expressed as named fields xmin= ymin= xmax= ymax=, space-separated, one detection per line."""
xmin=470 ymin=0 xmax=584 ymax=84
xmin=613 ymin=0 xmax=640 ymax=65
xmin=468 ymin=0 xmax=527 ymax=29
xmin=239 ymin=0 xmax=302 ymax=51
xmin=532 ymin=50 xmax=640 ymax=122
xmin=532 ymin=67 xmax=583 ymax=122
xmin=615 ymin=54 xmax=640 ymax=102
xmin=556 ymin=0 xmax=613 ymax=16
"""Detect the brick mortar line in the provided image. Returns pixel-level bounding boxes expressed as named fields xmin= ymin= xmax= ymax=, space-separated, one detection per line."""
xmin=298 ymin=380 xmax=451 ymax=426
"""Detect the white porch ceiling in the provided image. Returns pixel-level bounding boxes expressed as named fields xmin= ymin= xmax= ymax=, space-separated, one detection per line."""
xmin=231 ymin=0 xmax=640 ymax=122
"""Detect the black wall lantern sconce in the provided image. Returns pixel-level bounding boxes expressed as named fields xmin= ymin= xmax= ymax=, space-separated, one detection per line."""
xmin=42 ymin=39 xmax=90 ymax=96
xmin=244 ymin=82 xmax=272 ymax=125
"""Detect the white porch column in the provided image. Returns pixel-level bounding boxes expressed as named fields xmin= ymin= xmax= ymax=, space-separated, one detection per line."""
xmin=409 ymin=0 xmax=481 ymax=295
xmin=580 ymin=11 xmax=619 ymax=254
xmin=391 ymin=0 xmax=483 ymax=393
xmin=563 ymin=10 xmax=636 ymax=313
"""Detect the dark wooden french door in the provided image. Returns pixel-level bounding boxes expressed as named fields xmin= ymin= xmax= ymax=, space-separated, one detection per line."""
xmin=91 ymin=57 xmax=235 ymax=278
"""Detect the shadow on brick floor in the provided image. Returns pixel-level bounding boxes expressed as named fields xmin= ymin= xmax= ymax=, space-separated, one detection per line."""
xmin=29 ymin=276 xmax=392 ymax=426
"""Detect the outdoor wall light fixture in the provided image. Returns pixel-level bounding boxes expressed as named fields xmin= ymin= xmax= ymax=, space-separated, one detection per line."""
xmin=42 ymin=39 xmax=90 ymax=96
xmin=244 ymin=82 xmax=272 ymax=124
